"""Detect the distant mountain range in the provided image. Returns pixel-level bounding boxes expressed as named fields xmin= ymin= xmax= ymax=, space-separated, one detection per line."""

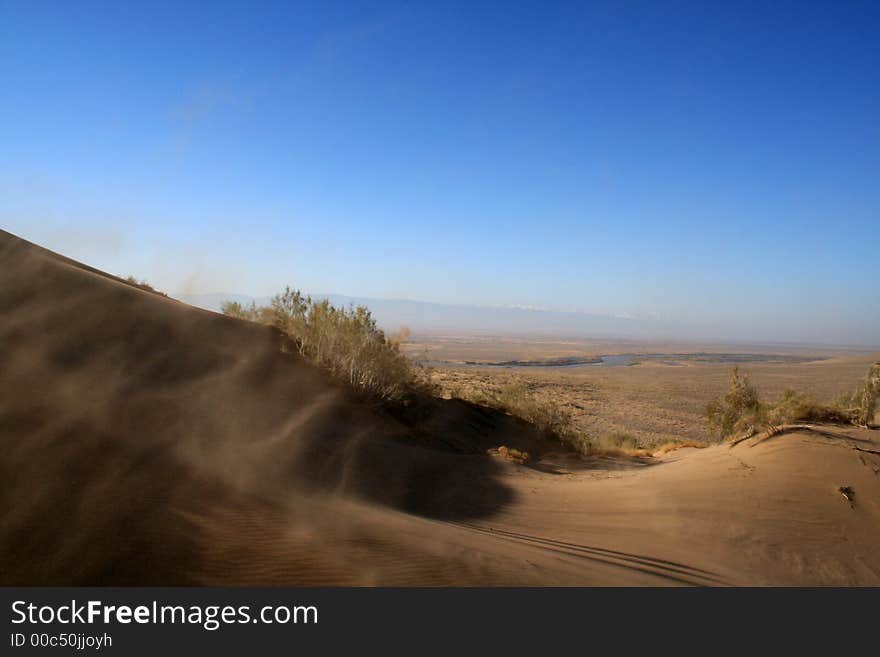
xmin=176 ymin=292 xmax=699 ymax=340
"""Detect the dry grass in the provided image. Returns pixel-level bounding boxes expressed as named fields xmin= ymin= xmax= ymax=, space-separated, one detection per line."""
xmin=488 ymin=382 xmax=589 ymax=453
xmin=454 ymin=381 xmax=701 ymax=458
xmin=587 ymin=432 xmax=650 ymax=457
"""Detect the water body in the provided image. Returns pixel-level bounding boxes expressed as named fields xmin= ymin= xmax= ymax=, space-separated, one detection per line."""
xmin=430 ymin=353 xmax=824 ymax=369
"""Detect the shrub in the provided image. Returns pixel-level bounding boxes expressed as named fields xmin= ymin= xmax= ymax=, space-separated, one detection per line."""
xmin=855 ymin=362 xmax=879 ymax=426
xmin=767 ymin=389 xmax=849 ymax=426
xmin=220 ymin=300 xmax=268 ymax=323
xmin=223 ymin=287 xmax=414 ymax=403
xmin=832 ymin=362 xmax=880 ymax=427
xmin=124 ymin=275 xmax=167 ymax=296
xmin=704 ymin=367 xmax=765 ymax=438
xmin=706 ymin=362 xmax=880 ymax=439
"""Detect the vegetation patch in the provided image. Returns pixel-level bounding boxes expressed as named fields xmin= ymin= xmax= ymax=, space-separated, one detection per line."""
xmin=464 ymin=382 xmax=692 ymax=458
xmin=223 ymin=287 xmax=417 ymax=403
xmin=124 ymin=275 xmax=167 ymax=296
xmin=705 ymin=363 xmax=880 ymax=440
xmin=832 ymin=362 xmax=879 ymax=427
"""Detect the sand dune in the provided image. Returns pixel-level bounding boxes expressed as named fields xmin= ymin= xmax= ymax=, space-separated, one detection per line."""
xmin=1 ymin=228 xmax=878 ymax=586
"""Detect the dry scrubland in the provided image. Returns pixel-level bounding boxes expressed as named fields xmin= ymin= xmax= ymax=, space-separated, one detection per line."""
xmin=2 ymin=228 xmax=879 ymax=586
xmin=401 ymin=333 xmax=845 ymax=363
xmin=426 ymin=355 xmax=878 ymax=448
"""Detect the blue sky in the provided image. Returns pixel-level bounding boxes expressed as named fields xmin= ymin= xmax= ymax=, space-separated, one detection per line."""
xmin=2 ymin=1 xmax=878 ymax=345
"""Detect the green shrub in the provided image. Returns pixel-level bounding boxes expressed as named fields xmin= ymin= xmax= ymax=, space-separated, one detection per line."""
xmin=220 ymin=300 xmax=267 ymax=322
xmin=706 ymin=363 xmax=880 ymax=439
xmin=223 ymin=287 xmax=414 ymax=403
xmin=767 ymin=389 xmax=848 ymax=426
xmin=857 ymin=362 xmax=879 ymax=426
xmin=831 ymin=362 xmax=880 ymax=427
xmin=704 ymin=366 xmax=765 ymax=438
xmin=124 ymin=275 xmax=167 ymax=296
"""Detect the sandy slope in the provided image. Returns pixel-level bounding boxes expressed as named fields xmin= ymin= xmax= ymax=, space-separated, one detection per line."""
xmin=1 ymin=228 xmax=878 ymax=586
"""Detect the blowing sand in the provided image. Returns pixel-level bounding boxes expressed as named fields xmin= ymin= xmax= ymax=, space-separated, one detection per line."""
xmin=1 ymin=228 xmax=878 ymax=586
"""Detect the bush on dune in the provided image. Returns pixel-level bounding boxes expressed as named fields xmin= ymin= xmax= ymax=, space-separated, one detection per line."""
xmin=223 ymin=287 xmax=415 ymax=403
xmin=220 ymin=299 xmax=270 ymax=323
xmin=705 ymin=362 xmax=880 ymax=439
xmin=832 ymin=362 xmax=880 ymax=427
xmin=767 ymin=389 xmax=849 ymax=426
xmin=704 ymin=366 xmax=765 ymax=439
xmin=123 ymin=275 xmax=167 ymax=296
xmin=858 ymin=362 xmax=880 ymax=425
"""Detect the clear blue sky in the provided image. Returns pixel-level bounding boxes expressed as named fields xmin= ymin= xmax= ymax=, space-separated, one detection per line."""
xmin=2 ymin=1 xmax=878 ymax=345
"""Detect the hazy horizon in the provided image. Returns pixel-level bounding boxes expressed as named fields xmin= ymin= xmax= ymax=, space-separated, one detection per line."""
xmin=176 ymin=290 xmax=880 ymax=349
xmin=3 ymin=2 xmax=878 ymax=345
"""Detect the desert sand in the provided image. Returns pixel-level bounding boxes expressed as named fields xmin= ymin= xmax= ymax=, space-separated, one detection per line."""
xmin=1 ymin=228 xmax=878 ymax=586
